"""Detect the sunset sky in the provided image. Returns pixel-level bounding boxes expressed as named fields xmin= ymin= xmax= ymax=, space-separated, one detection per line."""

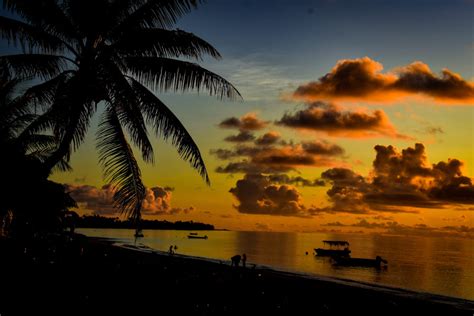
xmin=34 ymin=0 xmax=473 ymax=235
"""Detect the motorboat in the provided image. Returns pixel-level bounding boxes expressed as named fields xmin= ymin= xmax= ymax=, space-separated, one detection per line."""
xmin=332 ymin=255 xmax=388 ymax=268
xmin=315 ymin=240 xmax=351 ymax=257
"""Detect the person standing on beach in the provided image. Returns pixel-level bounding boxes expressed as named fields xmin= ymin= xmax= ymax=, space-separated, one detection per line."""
xmin=231 ymin=254 xmax=241 ymax=267
xmin=169 ymin=245 xmax=174 ymax=255
xmin=242 ymin=253 xmax=247 ymax=268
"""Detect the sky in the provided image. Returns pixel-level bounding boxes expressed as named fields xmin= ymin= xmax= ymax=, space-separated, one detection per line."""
xmin=29 ymin=0 xmax=474 ymax=235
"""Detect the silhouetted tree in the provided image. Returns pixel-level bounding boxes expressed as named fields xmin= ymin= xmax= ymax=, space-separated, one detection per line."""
xmin=0 ymin=0 xmax=241 ymax=226
xmin=0 ymin=77 xmax=76 ymax=238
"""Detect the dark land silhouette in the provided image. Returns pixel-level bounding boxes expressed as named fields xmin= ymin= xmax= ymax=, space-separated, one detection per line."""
xmin=0 ymin=234 xmax=472 ymax=316
xmin=75 ymin=214 xmax=215 ymax=230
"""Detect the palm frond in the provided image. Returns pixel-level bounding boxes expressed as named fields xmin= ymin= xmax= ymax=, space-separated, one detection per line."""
xmin=125 ymin=56 xmax=241 ymax=99
xmin=20 ymin=133 xmax=58 ymax=155
xmin=29 ymin=149 xmax=73 ymax=172
xmin=0 ymin=16 xmax=67 ymax=54
xmin=3 ymin=0 xmax=81 ymax=50
xmin=128 ymin=76 xmax=210 ymax=184
xmin=16 ymin=107 xmax=58 ymax=141
xmin=0 ymin=54 xmax=70 ymax=80
xmin=113 ymin=28 xmax=221 ymax=60
xmin=21 ymin=71 xmax=74 ymax=112
xmin=103 ymin=61 xmax=154 ymax=163
xmin=0 ymin=113 xmax=37 ymax=137
xmin=115 ymin=0 xmax=201 ymax=29
xmin=97 ymin=105 xmax=146 ymax=220
xmin=38 ymin=77 xmax=96 ymax=171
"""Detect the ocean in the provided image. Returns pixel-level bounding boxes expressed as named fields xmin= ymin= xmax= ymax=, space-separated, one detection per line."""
xmin=77 ymin=228 xmax=474 ymax=300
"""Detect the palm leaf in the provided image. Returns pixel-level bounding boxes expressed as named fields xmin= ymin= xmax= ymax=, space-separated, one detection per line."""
xmin=125 ymin=56 xmax=241 ymax=99
xmin=103 ymin=60 xmax=154 ymax=163
xmin=22 ymin=71 xmax=74 ymax=111
xmin=97 ymin=105 xmax=146 ymax=220
xmin=39 ymin=77 xmax=96 ymax=170
xmin=111 ymin=0 xmax=202 ymax=33
xmin=3 ymin=0 xmax=81 ymax=49
xmin=0 ymin=54 xmax=70 ymax=80
xmin=0 ymin=16 xmax=67 ymax=54
xmin=128 ymin=76 xmax=209 ymax=184
xmin=21 ymin=133 xmax=57 ymax=153
xmin=113 ymin=28 xmax=221 ymax=60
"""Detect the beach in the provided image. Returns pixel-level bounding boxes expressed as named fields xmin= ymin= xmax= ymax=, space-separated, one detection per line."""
xmin=0 ymin=234 xmax=472 ymax=315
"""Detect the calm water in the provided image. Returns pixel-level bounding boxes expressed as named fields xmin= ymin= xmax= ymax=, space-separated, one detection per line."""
xmin=78 ymin=228 xmax=474 ymax=300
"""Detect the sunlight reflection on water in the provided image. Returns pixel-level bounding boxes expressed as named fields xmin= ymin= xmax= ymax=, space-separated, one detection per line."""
xmin=78 ymin=228 xmax=474 ymax=300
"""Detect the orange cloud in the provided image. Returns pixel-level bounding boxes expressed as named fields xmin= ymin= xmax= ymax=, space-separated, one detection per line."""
xmin=65 ymin=184 xmax=192 ymax=216
xmin=317 ymin=143 xmax=474 ymax=214
xmin=292 ymin=57 xmax=474 ymax=104
xmin=276 ymin=102 xmax=410 ymax=139
xmin=219 ymin=112 xmax=268 ymax=131
xmin=255 ymin=131 xmax=281 ymax=145
xmin=229 ymin=173 xmax=314 ymax=217
xmin=212 ymin=138 xmax=345 ymax=174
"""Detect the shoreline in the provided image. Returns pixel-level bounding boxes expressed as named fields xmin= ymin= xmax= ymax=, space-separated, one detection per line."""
xmin=114 ymin=239 xmax=473 ymax=310
xmin=1 ymin=234 xmax=472 ymax=315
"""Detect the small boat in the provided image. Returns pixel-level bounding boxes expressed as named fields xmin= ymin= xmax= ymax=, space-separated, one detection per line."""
xmin=187 ymin=234 xmax=208 ymax=239
xmin=189 ymin=232 xmax=198 ymax=235
xmin=315 ymin=240 xmax=351 ymax=257
xmin=333 ymin=255 xmax=388 ymax=268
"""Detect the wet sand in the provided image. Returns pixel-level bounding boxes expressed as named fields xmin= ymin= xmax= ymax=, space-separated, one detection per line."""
xmin=0 ymin=235 xmax=472 ymax=315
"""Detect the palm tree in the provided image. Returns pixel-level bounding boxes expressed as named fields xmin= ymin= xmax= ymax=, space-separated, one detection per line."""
xmin=0 ymin=0 xmax=241 ymax=224
xmin=0 ymin=77 xmax=76 ymax=237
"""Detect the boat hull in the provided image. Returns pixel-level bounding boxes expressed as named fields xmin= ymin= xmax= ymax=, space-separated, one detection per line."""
xmin=187 ymin=235 xmax=208 ymax=239
xmin=314 ymin=248 xmax=351 ymax=257
xmin=333 ymin=257 xmax=387 ymax=268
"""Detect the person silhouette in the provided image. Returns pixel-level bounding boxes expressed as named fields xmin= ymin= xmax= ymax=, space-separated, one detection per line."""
xmin=169 ymin=245 xmax=174 ymax=255
xmin=242 ymin=253 xmax=247 ymax=268
xmin=231 ymin=254 xmax=241 ymax=267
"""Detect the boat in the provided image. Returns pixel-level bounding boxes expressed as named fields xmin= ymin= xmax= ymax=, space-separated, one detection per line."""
xmin=332 ymin=255 xmax=388 ymax=268
xmin=315 ymin=240 xmax=351 ymax=257
xmin=187 ymin=234 xmax=208 ymax=239
xmin=189 ymin=232 xmax=198 ymax=235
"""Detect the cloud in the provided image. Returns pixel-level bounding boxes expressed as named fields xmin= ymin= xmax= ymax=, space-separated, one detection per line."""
xmin=229 ymin=173 xmax=315 ymax=217
xmin=212 ymin=131 xmax=345 ymax=175
xmin=291 ymin=57 xmax=474 ymax=104
xmin=321 ymin=221 xmax=346 ymax=227
xmin=65 ymin=184 xmax=193 ymax=216
xmin=74 ymin=176 xmax=87 ymax=183
xmin=318 ymin=143 xmax=474 ymax=213
xmin=322 ymin=219 xmax=474 ymax=238
xmin=65 ymin=184 xmax=116 ymax=215
xmin=214 ymin=144 xmax=343 ymax=174
xmin=384 ymin=222 xmax=474 ymax=238
xmin=268 ymin=174 xmax=326 ymax=187
xmin=429 ymin=159 xmax=474 ymax=203
xmin=216 ymin=160 xmax=295 ymax=174
xmin=255 ymin=131 xmax=281 ymax=145
xmin=301 ymin=140 xmax=345 ymax=156
xmin=276 ymin=102 xmax=410 ymax=139
xmin=224 ymin=131 xmax=255 ymax=143
xmin=219 ymin=112 xmax=268 ymax=131
xmin=425 ymin=126 xmax=444 ymax=135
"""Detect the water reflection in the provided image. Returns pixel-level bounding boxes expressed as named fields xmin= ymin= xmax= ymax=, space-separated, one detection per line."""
xmin=235 ymin=231 xmax=298 ymax=268
xmin=77 ymin=228 xmax=474 ymax=300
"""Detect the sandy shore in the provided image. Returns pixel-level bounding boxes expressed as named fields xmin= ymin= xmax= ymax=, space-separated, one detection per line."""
xmin=0 ymin=235 xmax=472 ymax=315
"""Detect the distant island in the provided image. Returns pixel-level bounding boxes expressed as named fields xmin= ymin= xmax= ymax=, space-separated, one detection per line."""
xmin=74 ymin=214 xmax=215 ymax=231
